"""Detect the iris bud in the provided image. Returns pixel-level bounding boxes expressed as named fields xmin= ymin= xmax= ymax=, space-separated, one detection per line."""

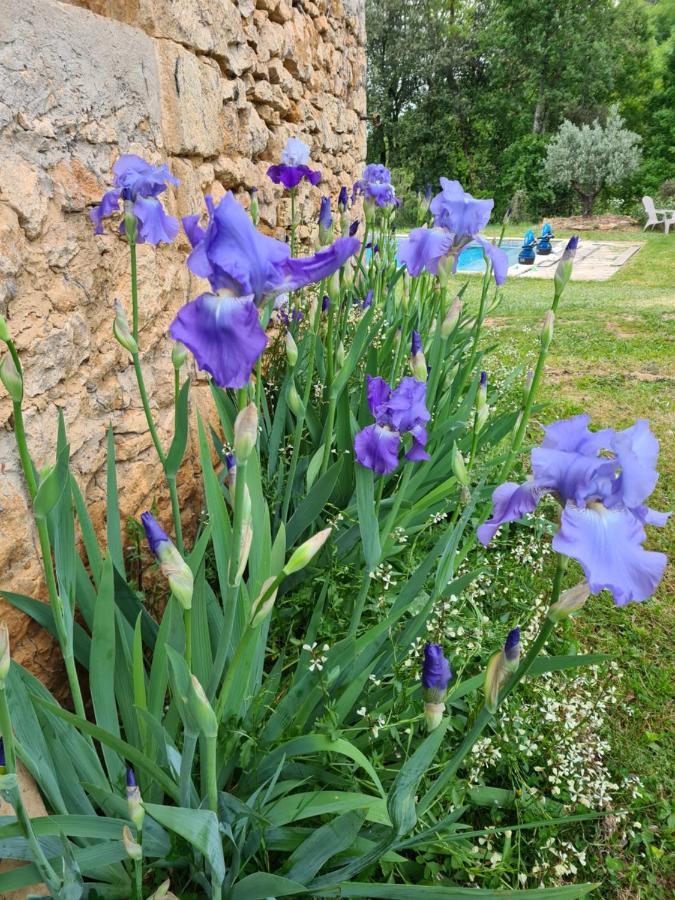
xmin=336 ymin=340 xmax=346 ymax=367
xmin=113 ymin=300 xmax=138 ymax=355
xmin=503 ymin=627 xmax=521 ymax=673
xmin=0 ymin=315 xmax=10 ymax=344
xmin=123 ymin=199 xmax=137 ymax=243
xmin=548 ymin=581 xmax=590 ymax=623
xmin=126 ymin=768 xmax=145 ymax=831
xmin=0 ymin=623 xmax=10 ymax=687
xmin=122 ymin=825 xmax=142 ymax=861
xmin=328 ymin=270 xmax=341 ymax=304
xmin=410 ymin=331 xmax=427 ymax=382
xmin=554 ymin=235 xmax=578 ymax=298
xmin=233 ymin=402 xmax=258 ymax=461
xmin=0 ymin=354 xmax=23 ymax=402
xmin=541 ymin=310 xmax=555 ymax=349
xmin=287 ymin=382 xmax=304 ymax=416
xmin=484 ymin=627 xmax=521 ymax=712
xmin=476 ymin=404 xmax=489 ymax=433
xmin=224 ymin=452 xmax=236 ymax=491
xmin=522 ymin=369 xmax=534 ymax=402
xmin=141 ymin=513 xmax=193 ymax=611
xmin=283 ymin=528 xmax=331 ymax=575
xmin=484 ymin=651 xmax=503 ymax=713
xmin=284 ymin=331 xmax=298 ymax=367
xmin=451 ymin=444 xmax=469 ymax=486
xmin=171 ymin=341 xmax=188 ymax=370
xmin=0 ymin=736 xmax=5 ymax=773
xmin=421 ymin=643 xmax=452 ymax=732
xmin=477 ymin=371 xmax=487 ymax=410
xmin=189 ymin=675 xmax=218 ymax=738
xmin=250 ymin=188 xmax=259 ymax=226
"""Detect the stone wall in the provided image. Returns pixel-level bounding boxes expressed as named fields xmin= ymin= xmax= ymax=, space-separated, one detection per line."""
xmin=0 ymin=0 xmax=366 ymax=681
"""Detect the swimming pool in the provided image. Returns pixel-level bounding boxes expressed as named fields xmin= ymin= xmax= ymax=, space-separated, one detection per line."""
xmin=455 ymin=239 xmax=522 ymax=273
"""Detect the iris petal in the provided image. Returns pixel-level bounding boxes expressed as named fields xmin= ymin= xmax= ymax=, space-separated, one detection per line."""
xmin=430 ymin=178 xmax=494 ymax=236
xmin=132 ymin=197 xmax=180 ymax=245
xmin=553 ymin=503 xmax=667 ymax=605
xmin=474 ymin=235 xmax=509 ymax=286
xmin=169 ymin=293 xmax=267 ymax=388
xmin=386 ymin=377 xmax=430 ymax=433
xmin=398 ymin=227 xmax=454 ymax=277
xmin=279 ymin=237 xmax=360 ymax=293
xmin=611 ymin=419 xmax=660 ymax=508
xmin=267 ymin=164 xmax=321 ymax=189
xmin=366 ymin=375 xmax=392 ymax=419
xmin=541 ymin=413 xmax=613 ymax=455
xmin=531 ymin=446 xmax=615 ymax=507
xmin=354 ymin=424 xmax=401 ymax=475
xmin=90 ymin=189 xmax=121 ymax=234
xmin=182 ymin=214 xmax=205 ymax=248
xmin=477 ymin=481 xmax=540 ymax=546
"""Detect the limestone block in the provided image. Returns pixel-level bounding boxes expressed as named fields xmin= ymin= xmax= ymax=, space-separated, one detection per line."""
xmin=156 ymin=41 xmax=224 ymax=157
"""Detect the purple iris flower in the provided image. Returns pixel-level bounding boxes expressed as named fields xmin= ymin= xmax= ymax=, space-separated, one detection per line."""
xmin=362 ymin=289 xmax=374 ymax=309
xmin=354 ymin=375 xmax=431 ymax=475
xmin=354 ymin=163 xmax=399 ymax=209
xmin=267 ymin=137 xmax=321 ymax=190
xmin=398 ymin=178 xmax=508 ymax=285
xmin=349 ymin=219 xmax=360 ymax=237
xmin=421 ymin=643 xmax=452 ymax=691
xmin=478 ymin=414 xmax=669 ymax=605
xmin=170 ymin=193 xmax=359 ymax=387
xmin=322 ymin=294 xmax=330 ymax=312
xmin=91 ymin=154 xmax=180 ymax=244
xmin=126 ymin=768 xmax=137 ymax=789
xmin=411 ymin=330 xmax=422 ymax=356
xmin=338 ymin=186 xmax=348 ymax=210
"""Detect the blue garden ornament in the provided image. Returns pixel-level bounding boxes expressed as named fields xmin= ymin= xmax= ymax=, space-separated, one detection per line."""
xmin=518 ymin=229 xmax=536 ymax=265
xmin=536 ymin=222 xmax=554 ymax=255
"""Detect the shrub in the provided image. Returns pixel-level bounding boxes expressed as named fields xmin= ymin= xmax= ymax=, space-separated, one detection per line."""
xmin=0 ymin=147 xmax=666 ymax=899
xmin=544 ymin=106 xmax=642 ymax=217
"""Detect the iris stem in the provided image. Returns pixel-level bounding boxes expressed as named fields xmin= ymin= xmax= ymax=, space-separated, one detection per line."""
xmin=281 ymin=298 xmax=321 ymax=522
xmin=129 ymin=238 xmax=139 ymax=343
xmin=348 ymin=571 xmax=371 ymax=638
xmin=419 ymin=554 xmax=567 ymax=814
xmin=0 ymin=688 xmax=62 ymax=893
xmin=205 ymin=734 xmax=218 ymax=814
xmin=133 ymin=830 xmax=143 ymax=900
xmin=380 ymin=463 xmax=413 ymax=553
xmin=184 ymin=606 xmax=192 ymax=671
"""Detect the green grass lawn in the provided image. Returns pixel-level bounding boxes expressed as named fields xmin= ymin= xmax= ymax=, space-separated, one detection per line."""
xmin=476 ymin=225 xmax=674 ymax=895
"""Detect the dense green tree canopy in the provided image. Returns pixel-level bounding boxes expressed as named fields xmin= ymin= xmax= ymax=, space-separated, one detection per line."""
xmin=366 ymin=0 xmax=674 ymax=218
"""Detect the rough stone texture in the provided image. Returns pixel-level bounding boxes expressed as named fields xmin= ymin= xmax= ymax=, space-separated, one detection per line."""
xmin=0 ymin=0 xmax=366 ymax=682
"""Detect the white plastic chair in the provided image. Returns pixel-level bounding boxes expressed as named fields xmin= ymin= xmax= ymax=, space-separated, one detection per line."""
xmin=642 ymin=196 xmax=675 ymax=234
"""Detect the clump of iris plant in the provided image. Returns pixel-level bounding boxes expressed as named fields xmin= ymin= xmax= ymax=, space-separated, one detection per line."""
xmin=90 ymin=154 xmax=179 ymax=245
xmin=354 ymin=374 xmax=430 ymax=475
xmin=421 ymin=643 xmax=452 ymax=731
xmin=267 ymin=137 xmax=321 ymax=190
xmin=478 ymin=414 xmax=669 ymax=604
xmin=170 ymin=193 xmax=359 ymax=388
xmin=398 ymin=178 xmax=508 ymax=285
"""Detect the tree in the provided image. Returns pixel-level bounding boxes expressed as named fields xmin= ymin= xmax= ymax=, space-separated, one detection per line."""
xmin=544 ymin=107 xmax=642 ymax=216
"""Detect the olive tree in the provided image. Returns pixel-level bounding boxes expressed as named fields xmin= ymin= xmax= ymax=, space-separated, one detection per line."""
xmin=544 ymin=107 xmax=641 ymax=216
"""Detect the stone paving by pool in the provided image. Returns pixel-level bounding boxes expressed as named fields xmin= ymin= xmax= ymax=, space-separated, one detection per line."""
xmin=506 ymin=238 xmax=644 ymax=281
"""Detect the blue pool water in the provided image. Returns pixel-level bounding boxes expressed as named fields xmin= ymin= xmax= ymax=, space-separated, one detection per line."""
xmin=456 ymin=239 xmax=522 ymax=273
